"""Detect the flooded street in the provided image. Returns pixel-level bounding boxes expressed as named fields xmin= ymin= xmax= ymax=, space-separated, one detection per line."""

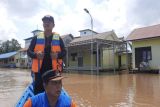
xmin=0 ymin=68 xmax=31 ymax=107
xmin=0 ymin=68 xmax=160 ymax=107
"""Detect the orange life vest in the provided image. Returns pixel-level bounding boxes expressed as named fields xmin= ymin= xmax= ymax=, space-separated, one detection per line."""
xmin=31 ymin=32 xmax=62 ymax=73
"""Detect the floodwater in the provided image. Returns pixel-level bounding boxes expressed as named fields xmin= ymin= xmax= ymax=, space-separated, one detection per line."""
xmin=0 ymin=68 xmax=160 ymax=107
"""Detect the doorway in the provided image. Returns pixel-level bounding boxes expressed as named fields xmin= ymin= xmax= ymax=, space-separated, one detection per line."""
xmin=78 ymin=57 xmax=83 ymax=67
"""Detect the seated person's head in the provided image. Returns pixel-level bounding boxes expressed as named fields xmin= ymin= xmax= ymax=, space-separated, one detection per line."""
xmin=42 ymin=70 xmax=64 ymax=97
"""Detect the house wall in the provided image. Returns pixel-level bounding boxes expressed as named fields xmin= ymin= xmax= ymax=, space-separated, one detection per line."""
xmin=121 ymin=54 xmax=126 ymax=68
xmin=102 ymin=49 xmax=119 ymax=69
xmin=15 ymin=51 xmax=28 ymax=68
xmin=69 ymin=50 xmax=95 ymax=67
xmin=68 ymin=49 xmax=100 ymax=68
xmin=15 ymin=53 xmax=20 ymax=67
xmin=83 ymin=51 xmax=92 ymax=66
xmin=68 ymin=45 xmax=129 ymax=70
xmin=132 ymin=38 xmax=160 ymax=69
xmin=68 ymin=46 xmax=128 ymax=70
xmin=69 ymin=54 xmax=78 ymax=67
xmin=80 ymin=30 xmax=97 ymax=36
xmin=120 ymin=53 xmax=132 ymax=69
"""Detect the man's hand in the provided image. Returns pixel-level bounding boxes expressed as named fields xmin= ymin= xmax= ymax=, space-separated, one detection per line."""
xmin=50 ymin=52 xmax=58 ymax=59
xmin=36 ymin=51 xmax=44 ymax=60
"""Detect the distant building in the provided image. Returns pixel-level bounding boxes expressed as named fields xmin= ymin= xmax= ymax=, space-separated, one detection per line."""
xmin=31 ymin=29 xmax=43 ymax=36
xmin=17 ymin=48 xmax=30 ymax=68
xmin=127 ymin=24 xmax=160 ymax=73
xmin=24 ymin=30 xmax=43 ymax=48
xmin=24 ymin=37 xmax=33 ymax=48
xmin=65 ymin=29 xmax=129 ymax=74
xmin=0 ymin=51 xmax=17 ymax=68
xmin=79 ymin=29 xmax=98 ymax=36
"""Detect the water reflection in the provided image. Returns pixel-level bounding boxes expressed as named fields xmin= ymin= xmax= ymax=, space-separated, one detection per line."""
xmin=0 ymin=68 xmax=160 ymax=107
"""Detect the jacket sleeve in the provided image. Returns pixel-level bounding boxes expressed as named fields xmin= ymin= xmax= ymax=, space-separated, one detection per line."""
xmin=58 ymin=37 xmax=66 ymax=59
xmin=27 ymin=36 xmax=37 ymax=58
xmin=23 ymin=98 xmax=32 ymax=107
xmin=71 ymin=100 xmax=77 ymax=107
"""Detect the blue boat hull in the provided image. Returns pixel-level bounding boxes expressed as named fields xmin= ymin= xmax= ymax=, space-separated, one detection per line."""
xmin=16 ymin=83 xmax=34 ymax=107
xmin=16 ymin=82 xmax=68 ymax=107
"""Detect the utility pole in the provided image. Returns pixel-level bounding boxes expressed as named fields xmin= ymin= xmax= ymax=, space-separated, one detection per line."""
xmin=84 ymin=8 xmax=93 ymax=74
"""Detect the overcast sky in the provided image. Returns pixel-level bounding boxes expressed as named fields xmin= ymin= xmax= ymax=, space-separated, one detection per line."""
xmin=0 ymin=0 xmax=160 ymax=47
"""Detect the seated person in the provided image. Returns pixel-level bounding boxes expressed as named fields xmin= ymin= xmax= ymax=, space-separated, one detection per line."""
xmin=23 ymin=70 xmax=77 ymax=107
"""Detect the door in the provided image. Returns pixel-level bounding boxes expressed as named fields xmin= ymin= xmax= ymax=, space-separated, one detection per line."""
xmin=118 ymin=55 xmax=121 ymax=69
xmin=78 ymin=57 xmax=83 ymax=67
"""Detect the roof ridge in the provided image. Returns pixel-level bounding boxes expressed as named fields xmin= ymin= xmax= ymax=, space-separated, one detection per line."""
xmin=135 ymin=24 xmax=160 ymax=30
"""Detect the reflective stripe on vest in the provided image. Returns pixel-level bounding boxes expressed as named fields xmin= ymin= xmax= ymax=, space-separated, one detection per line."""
xmin=31 ymin=91 xmax=71 ymax=107
xmin=31 ymin=32 xmax=62 ymax=73
xmin=51 ymin=34 xmax=63 ymax=72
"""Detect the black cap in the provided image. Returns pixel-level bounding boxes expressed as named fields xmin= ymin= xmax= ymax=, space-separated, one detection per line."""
xmin=42 ymin=70 xmax=63 ymax=83
xmin=42 ymin=15 xmax=54 ymax=23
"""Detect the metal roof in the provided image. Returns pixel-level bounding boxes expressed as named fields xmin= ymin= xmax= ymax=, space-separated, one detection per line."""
xmin=67 ymin=31 xmax=121 ymax=47
xmin=61 ymin=34 xmax=74 ymax=39
xmin=127 ymin=24 xmax=160 ymax=41
xmin=70 ymin=31 xmax=120 ymax=43
xmin=0 ymin=51 xmax=17 ymax=59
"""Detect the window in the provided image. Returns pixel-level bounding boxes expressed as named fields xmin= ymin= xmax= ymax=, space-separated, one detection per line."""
xmin=142 ymin=47 xmax=152 ymax=61
xmin=147 ymin=51 xmax=151 ymax=60
xmin=142 ymin=51 xmax=146 ymax=61
xmin=12 ymin=58 xmax=14 ymax=61
xmin=71 ymin=53 xmax=77 ymax=61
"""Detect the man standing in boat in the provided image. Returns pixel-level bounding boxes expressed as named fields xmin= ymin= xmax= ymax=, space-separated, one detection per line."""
xmin=27 ymin=15 xmax=66 ymax=95
xmin=23 ymin=70 xmax=77 ymax=107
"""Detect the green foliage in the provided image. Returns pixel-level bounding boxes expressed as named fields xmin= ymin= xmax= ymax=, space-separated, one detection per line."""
xmin=0 ymin=39 xmax=21 ymax=54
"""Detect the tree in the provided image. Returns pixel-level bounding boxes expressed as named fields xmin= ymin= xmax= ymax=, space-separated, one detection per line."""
xmin=0 ymin=39 xmax=21 ymax=54
xmin=0 ymin=40 xmax=2 ymax=53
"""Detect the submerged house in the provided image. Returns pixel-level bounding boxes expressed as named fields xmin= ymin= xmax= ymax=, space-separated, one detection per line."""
xmin=16 ymin=48 xmax=31 ymax=68
xmin=0 ymin=51 xmax=18 ymax=67
xmin=65 ymin=29 xmax=130 ymax=74
xmin=0 ymin=50 xmax=30 ymax=68
xmin=127 ymin=24 xmax=160 ymax=73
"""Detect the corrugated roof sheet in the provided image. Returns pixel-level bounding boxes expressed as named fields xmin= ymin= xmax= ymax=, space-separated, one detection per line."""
xmin=61 ymin=34 xmax=73 ymax=39
xmin=70 ymin=31 xmax=120 ymax=43
xmin=127 ymin=24 xmax=160 ymax=41
xmin=0 ymin=51 xmax=17 ymax=59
